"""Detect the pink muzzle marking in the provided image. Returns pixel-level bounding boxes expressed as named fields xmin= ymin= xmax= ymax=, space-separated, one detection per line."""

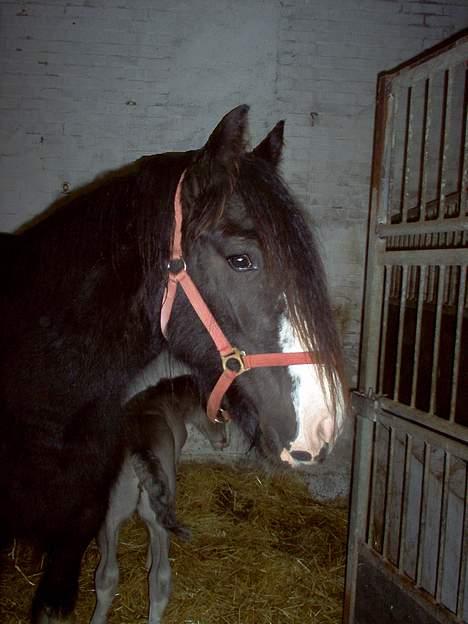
xmin=160 ymin=171 xmax=316 ymax=422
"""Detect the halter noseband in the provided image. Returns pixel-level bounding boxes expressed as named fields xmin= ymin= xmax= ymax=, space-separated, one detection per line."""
xmin=160 ymin=171 xmax=316 ymax=423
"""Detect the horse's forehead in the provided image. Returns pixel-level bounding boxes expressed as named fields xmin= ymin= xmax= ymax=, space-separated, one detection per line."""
xmin=224 ymin=193 xmax=255 ymax=227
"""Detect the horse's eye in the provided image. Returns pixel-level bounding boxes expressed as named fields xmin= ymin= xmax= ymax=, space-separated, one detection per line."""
xmin=227 ymin=254 xmax=256 ymax=272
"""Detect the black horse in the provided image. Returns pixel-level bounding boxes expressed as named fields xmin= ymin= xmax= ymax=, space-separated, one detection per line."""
xmin=0 ymin=105 xmax=346 ymax=622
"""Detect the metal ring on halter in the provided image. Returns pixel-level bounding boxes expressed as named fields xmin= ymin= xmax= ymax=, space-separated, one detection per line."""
xmin=215 ymin=408 xmax=231 ymax=423
xmin=221 ymin=348 xmax=249 ymax=375
xmin=167 ymin=257 xmax=187 ymax=274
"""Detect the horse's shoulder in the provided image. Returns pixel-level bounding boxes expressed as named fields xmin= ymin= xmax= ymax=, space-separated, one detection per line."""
xmin=0 ymin=232 xmax=29 ymax=294
xmin=0 ymin=231 xmax=22 ymax=253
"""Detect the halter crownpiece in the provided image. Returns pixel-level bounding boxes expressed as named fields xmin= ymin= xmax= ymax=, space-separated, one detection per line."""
xmin=161 ymin=170 xmax=316 ymax=422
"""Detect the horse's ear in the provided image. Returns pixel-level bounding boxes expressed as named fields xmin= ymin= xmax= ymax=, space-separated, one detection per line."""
xmin=186 ymin=105 xmax=249 ymax=193
xmin=183 ymin=105 xmax=249 ymax=233
xmin=252 ymin=120 xmax=285 ymax=167
xmin=202 ymin=104 xmax=249 ymax=167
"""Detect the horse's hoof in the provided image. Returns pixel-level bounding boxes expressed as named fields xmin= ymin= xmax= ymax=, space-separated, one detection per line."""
xmin=34 ymin=608 xmax=76 ymax=624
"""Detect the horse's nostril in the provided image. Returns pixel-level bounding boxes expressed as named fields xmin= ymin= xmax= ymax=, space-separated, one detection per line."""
xmin=290 ymin=450 xmax=313 ymax=462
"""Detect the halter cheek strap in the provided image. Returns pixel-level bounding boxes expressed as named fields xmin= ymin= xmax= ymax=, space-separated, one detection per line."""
xmin=161 ymin=171 xmax=316 ymax=422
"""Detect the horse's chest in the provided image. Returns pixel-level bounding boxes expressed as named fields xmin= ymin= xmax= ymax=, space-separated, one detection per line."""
xmin=0 ymin=416 xmax=123 ymax=538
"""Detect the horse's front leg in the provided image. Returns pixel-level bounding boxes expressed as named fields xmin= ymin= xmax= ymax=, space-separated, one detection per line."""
xmin=31 ymin=492 xmax=111 ymax=623
xmin=31 ymin=535 xmax=90 ymax=624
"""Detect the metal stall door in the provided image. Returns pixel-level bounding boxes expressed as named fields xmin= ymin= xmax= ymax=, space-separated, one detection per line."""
xmin=344 ymin=31 xmax=468 ymax=624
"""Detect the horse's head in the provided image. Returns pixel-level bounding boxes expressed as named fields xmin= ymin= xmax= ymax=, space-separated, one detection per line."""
xmin=188 ymin=408 xmax=229 ymax=452
xmin=163 ymin=106 xmax=348 ymax=466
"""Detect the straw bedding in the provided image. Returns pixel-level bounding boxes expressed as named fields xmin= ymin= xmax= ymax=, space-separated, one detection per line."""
xmin=0 ymin=462 xmax=348 ymax=623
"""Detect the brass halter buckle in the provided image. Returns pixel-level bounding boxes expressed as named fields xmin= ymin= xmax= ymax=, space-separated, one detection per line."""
xmin=221 ymin=348 xmax=249 ymax=375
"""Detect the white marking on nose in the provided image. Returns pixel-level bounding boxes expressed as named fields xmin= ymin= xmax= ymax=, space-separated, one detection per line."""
xmin=279 ymin=315 xmax=344 ymax=464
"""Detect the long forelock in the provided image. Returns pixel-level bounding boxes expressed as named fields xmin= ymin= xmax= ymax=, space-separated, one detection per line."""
xmin=236 ymin=157 xmax=347 ymax=413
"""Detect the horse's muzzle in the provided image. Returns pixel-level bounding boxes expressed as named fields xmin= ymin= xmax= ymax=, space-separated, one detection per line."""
xmin=280 ymin=441 xmax=330 ymax=466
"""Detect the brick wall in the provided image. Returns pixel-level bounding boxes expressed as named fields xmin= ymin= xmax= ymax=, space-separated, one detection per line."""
xmin=0 ymin=0 xmax=280 ymax=228
xmin=1 ymin=0 xmax=467 ymax=383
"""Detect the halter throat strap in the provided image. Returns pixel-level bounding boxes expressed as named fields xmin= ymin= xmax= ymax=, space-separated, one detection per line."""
xmin=160 ymin=171 xmax=316 ymax=422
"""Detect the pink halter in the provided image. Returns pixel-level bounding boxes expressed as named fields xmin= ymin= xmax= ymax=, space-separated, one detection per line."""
xmin=161 ymin=171 xmax=316 ymax=422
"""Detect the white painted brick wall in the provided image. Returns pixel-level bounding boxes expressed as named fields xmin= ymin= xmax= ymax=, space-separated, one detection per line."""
xmin=1 ymin=0 xmax=467 ymax=388
xmin=0 ymin=0 xmax=280 ymax=229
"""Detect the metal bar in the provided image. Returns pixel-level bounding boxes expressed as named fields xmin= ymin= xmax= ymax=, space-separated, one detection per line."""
xmin=435 ymin=452 xmax=451 ymax=604
xmin=343 ymin=393 xmax=377 ymax=624
xmin=377 ymin=265 xmax=391 ymax=394
xmin=367 ymin=420 xmax=379 ymax=549
xmin=386 ymin=86 xmax=399 ymax=226
xmin=398 ymin=433 xmax=413 ymax=573
xmin=400 ymin=87 xmax=412 ymax=223
xmin=430 ymin=265 xmax=446 ymax=414
xmin=458 ymin=67 xmax=468 ymax=217
xmin=436 ymin=70 xmax=450 ymax=220
xmin=450 ymin=266 xmax=467 ymax=421
xmin=360 ymin=259 xmax=386 ymax=394
xmin=391 ymin=38 xmax=468 ymax=88
xmin=416 ymin=78 xmax=430 ymax=222
xmin=456 ymin=464 xmax=467 ymax=619
xmin=377 ymin=219 xmax=467 ymax=237
xmin=377 ymin=400 xmax=468 ymax=459
xmin=411 ymin=265 xmax=426 ymax=407
xmin=382 ymin=425 xmax=396 ymax=560
xmin=416 ymin=442 xmax=431 ymax=587
xmin=394 ymin=265 xmax=409 ymax=400
xmin=379 ymin=84 xmax=397 ymax=226
xmin=358 ymin=73 xmax=394 ymax=393
xmin=381 ymin=249 xmax=468 ymax=266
